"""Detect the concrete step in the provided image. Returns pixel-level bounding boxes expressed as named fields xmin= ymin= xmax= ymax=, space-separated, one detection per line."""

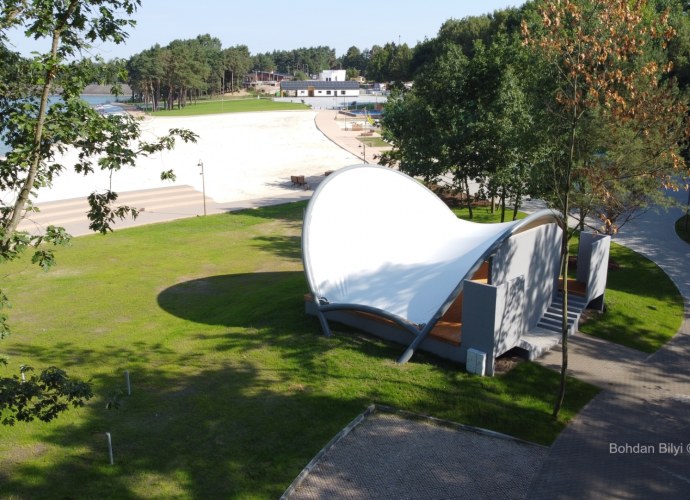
xmin=524 ymin=293 xmax=586 ymax=360
xmin=537 ymin=316 xmax=575 ymax=330
xmin=543 ymin=309 xmax=579 ymax=321
xmin=518 ymin=326 xmax=565 ymax=361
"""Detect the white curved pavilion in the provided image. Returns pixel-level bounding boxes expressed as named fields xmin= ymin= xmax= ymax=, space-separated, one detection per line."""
xmin=302 ymin=165 xmax=609 ymax=374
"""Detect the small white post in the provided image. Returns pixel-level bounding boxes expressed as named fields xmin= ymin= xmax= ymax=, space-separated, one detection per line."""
xmin=124 ymin=370 xmax=131 ymax=396
xmin=106 ymin=432 xmax=114 ymax=465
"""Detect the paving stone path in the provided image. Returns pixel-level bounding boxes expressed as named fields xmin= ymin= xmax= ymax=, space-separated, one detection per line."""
xmin=528 ymin=196 xmax=690 ymax=499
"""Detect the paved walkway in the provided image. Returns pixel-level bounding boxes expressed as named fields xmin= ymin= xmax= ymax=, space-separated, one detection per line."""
xmin=528 ymin=197 xmax=690 ymax=499
xmin=313 ymin=109 xmax=392 ymax=164
xmin=285 ymin=406 xmax=548 ymax=500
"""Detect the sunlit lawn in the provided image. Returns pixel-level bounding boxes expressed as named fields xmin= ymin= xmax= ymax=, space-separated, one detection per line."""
xmin=0 ymin=201 xmax=599 ymax=498
xmin=150 ymin=97 xmax=309 ymax=116
xmin=577 ymin=240 xmax=684 ymax=352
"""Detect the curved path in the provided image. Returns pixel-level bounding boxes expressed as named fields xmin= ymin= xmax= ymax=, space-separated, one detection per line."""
xmin=528 ymin=196 xmax=690 ymax=499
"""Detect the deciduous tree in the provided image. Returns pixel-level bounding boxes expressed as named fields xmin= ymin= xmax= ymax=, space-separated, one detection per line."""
xmin=0 ymin=0 xmax=197 ymax=424
xmin=522 ymin=0 xmax=690 ymax=417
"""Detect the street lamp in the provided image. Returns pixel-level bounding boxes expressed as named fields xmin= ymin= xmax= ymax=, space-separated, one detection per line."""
xmin=198 ymin=159 xmax=207 ymax=216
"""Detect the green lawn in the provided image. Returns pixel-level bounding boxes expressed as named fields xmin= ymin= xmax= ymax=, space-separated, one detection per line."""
xmin=574 ymin=238 xmax=684 ymax=353
xmin=0 ymin=201 xmax=598 ymax=498
xmin=151 ymin=97 xmax=309 ymax=116
xmin=452 ymin=205 xmax=527 ymax=223
xmin=357 ymin=136 xmax=389 ymax=148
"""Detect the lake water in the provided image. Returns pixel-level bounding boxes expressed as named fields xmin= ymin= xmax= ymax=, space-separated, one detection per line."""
xmin=0 ymin=94 xmax=123 ymax=156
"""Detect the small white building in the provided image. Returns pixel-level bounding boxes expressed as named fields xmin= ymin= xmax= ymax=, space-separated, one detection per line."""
xmin=280 ymin=80 xmax=360 ymax=98
xmin=319 ymin=69 xmax=347 ymax=82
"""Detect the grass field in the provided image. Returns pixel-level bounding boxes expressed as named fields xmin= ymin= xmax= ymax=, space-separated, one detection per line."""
xmin=151 ymin=97 xmax=309 ymax=116
xmin=577 ymin=240 xmax=684 ymax=352
xmin=0 ymin=201 xmax=600 ymax=498
xmin=356 ymin=136 xmax=389 ymax=148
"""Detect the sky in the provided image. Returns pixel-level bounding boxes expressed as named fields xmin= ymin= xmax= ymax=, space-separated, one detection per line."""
xmin=6 ymin=0 xmax=525 ymax=60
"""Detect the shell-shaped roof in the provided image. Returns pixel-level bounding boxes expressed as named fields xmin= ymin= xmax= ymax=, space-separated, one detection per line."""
xmin=302 ymin=165 xmax=560 ymax=330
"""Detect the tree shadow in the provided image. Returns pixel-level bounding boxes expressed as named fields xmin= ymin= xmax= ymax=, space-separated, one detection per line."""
xmin=251 ymin=235 xmax=302 ymax=261
xmin=222 ymin=200 xmax=307 ymax=225
xmin=0 ymin=361 xmax=367 ymax=498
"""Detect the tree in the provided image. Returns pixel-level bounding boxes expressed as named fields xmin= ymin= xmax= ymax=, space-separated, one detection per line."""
xmin=0 ymin=0 xmax=197 ymax=425
xmin=522 ymin=0 xmax=690 ymax=417
xmin=223 ymin=45 xmax=252 ymax=92
xmin=381 ymin=13 xmax=539 ymax=221
xmin=366 ymin=42 xmax=413 ymax=83
xmin=341 ymin=45 xmax=367 ymax=75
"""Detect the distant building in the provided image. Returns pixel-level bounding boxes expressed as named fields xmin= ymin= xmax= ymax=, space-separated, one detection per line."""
xmin=280 ymin=80 xmax=360 ymax=98
xmin=318 ymin=69 xmax=347 ymax=82
xmin=244 ymin=71 xmax=290 ymax=87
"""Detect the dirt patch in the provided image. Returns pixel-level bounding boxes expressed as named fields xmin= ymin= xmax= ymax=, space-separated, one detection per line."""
xmin=493 ymin=350 xmax=526 ymax=374
xmin=578 ymin=307 xmax=604 ymax=327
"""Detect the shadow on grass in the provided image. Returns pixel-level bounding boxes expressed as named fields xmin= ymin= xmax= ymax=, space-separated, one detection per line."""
xmin=1 ymin=271 xmax=600 ymax=497
xmin=251 ymin=235 xmax=303 ymax=261
xmin=0 ymin=362 xmax=367 ymax=499
xmin=155 ymin=271 xmax=404 ymax=369
xmin=225 ymin=200 xmax=307 ymax=225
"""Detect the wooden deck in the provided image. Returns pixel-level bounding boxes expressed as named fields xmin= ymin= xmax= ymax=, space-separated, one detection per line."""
xmin=558 ymin=278 xmax=587 ymax=297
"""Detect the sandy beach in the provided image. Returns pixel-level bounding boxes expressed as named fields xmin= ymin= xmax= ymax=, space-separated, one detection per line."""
xmin=33 ymin=110 xmax=360 ymax=204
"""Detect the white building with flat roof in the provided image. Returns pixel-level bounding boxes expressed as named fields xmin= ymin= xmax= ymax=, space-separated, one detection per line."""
xmin=319 ymin=69 xmax=346 ymax=82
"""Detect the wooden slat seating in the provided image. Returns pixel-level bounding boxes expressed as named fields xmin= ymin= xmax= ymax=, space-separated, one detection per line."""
xmin=428 ymin=261 xmax=490 ymax=346
xmin=558 ymin=277 xmax=587 ymax=296
xmin=303 ymin=261 xmax=491 ymax=348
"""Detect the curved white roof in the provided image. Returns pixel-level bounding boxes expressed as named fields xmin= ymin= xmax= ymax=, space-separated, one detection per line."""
xmin=302 ymin=165 xmax=559 ymax=331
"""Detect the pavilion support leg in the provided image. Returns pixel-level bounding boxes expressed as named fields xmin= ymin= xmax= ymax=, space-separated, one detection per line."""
xmin=315 ymin=308 xmax=332 ymax=337
xmin=397 ymin=327 xmax=431 ymax=364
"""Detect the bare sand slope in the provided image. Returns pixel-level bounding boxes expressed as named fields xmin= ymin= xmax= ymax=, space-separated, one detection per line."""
xmin=34 ymin=110 xmax=359 ymax=204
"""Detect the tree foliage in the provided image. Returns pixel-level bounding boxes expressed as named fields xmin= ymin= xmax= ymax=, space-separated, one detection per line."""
xmin=382 ymin=0 xmax=690 ymax=417
xmin=522 ymin=0 xmax=690 ymax=416
xmin=381 ymin=12 xmax=536 ymax=218
xmin=0 ymin=0 xmax=197 ymax=425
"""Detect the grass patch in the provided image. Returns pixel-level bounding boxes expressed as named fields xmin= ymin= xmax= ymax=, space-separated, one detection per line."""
xmin=576 ymin=240 xmax=684 ymax=352
xmin=152 ymin=98 xmax=309 ymax=116
xmin=0 ymin=201 xmax=597 ymax=498
xmin=452 ymin=205 xmax=527 ymax=223
xmin=357 ymin=136 xmax=389 ymax=148
xmin=675 ymin=214 xmax=690 ymax=244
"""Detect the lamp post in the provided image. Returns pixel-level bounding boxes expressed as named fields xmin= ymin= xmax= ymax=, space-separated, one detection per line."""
xmin=198 ymin=159 xmax=207 ymax=216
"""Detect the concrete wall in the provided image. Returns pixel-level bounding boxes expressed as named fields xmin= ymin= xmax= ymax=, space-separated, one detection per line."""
xmin=461 ymin=280 xmax=500 ymax=375
xmin=577 ymin=233 xmax=611 ymax=308
xmin=490 ymin=224 xmax=562 ymax=329
xmin=319 ymin=70 xmax=347 ymax=81
xmin=461 ymin=275 xmax=528 ymax=375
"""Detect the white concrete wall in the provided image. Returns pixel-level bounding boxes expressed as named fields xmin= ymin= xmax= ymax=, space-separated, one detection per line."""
xmin=577 ymin=233 xmax=611 ymax=304
xmin=319 ymin=69 xmax=347 ymax=81
xmin=491 ymin=223 xmax=562 ymax=329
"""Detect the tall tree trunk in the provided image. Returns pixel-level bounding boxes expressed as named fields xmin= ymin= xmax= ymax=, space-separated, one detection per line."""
xmin=553 ymin=107 xmax=578 ymax=419
xmin=2 ymin=20 xmax=67 ymax=248
xmin=513 ymin=182 xmax=522 ymax=221
xmin=500 ymin=187 xmax=506 ymax=222
xmin=464 ymin=175 xmax=473 ymax=219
